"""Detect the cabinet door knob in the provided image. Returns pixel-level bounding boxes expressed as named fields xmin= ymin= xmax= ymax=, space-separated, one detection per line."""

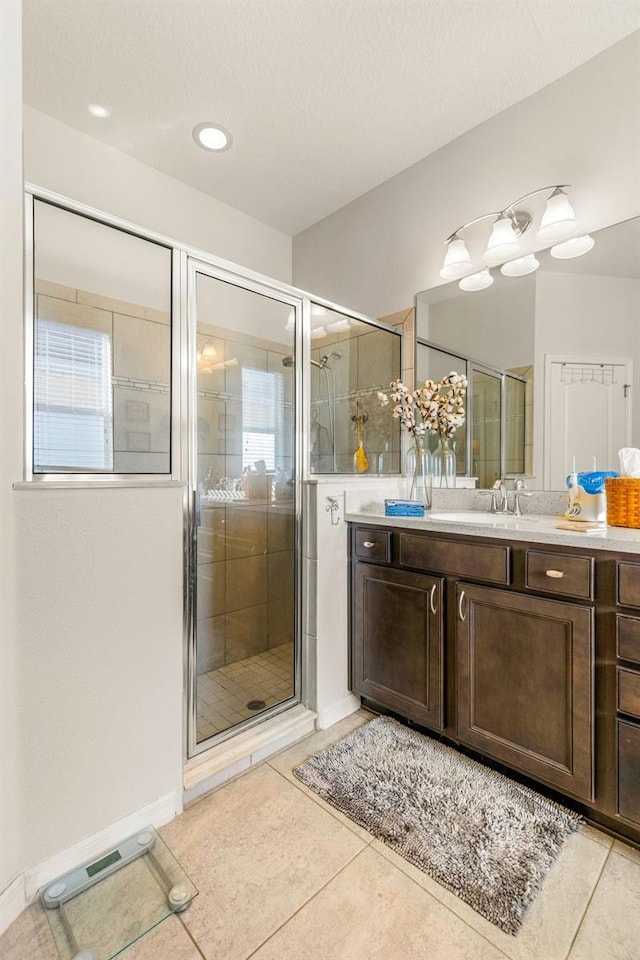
xmin=545 ymin=570 xmax=565 ymax=578
xmin=362 ymin=541 xmax=375 ymax=548
xmin=429 ymin=583 xmax=437 ymax=615
xmin=458 ymin=589 xmax=466 ymax=621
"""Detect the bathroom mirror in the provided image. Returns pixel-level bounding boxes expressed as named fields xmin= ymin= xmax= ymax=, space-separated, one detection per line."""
xmin=415 ymin=217 xmax=640 ymax=490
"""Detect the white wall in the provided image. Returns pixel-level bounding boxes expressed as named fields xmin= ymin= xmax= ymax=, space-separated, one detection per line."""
xmin=293 ymin=33 xmax=640 ymax=318
xmin=532 ymin=272 xmax=640 ymax=483
xmin=2 ymin=16 xmax=296 ymax=911
xmin=0 ymin=0 xmax=25 ymax=898
xmin=24 ymin=106 xmax=292 ymax=284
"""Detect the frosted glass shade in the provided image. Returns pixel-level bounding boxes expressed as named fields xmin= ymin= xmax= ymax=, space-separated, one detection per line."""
xmin=310 ymin=325 xmax=327 ymax=339
xmin=459 ymin=269 xmax=494 ymax=292
xmin=439 ymin=238 xmax=472 ymax=279
xmin=483 ymin=215 xmax=520 ymax=264
xmin=500 ymin=254 xmax=540 ymax=277
xmin=536 ymin=190 xmax=578 ymax=243
xmin=550 ymin=235 xmax=595 ymax=259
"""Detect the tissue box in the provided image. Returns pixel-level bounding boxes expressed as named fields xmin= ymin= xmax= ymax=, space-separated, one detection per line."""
xmin=384 ymin=499 xmax=425 ymax=517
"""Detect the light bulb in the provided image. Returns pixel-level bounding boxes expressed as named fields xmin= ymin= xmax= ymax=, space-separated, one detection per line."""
xmin=201 ymin=342 xmax=218 ymax=358
xmin=550 ymin=235 xmax=595 ymax=259
xmin=192 ymin=123 xmax=232 ymax=152
xmin=536 ymin=188 xmax=578 ymax=243
xmin=459 ymin=269 xmax=494 ymax=292
xmin=439 ymin=237 xmax=472 ymax=280
xmin=500 ymin=254 xmax=540 ymax=277
xmin=484 ymin=214 xmax=520 ymax=265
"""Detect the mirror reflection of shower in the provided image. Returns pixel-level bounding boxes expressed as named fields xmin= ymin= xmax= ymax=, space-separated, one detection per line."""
xmin=282 ymin=351 xmax=341 ymax=471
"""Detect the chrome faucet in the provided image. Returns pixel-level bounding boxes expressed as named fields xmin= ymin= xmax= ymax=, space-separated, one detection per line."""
xmin=481 ymin=478 xmax=532 ymax=515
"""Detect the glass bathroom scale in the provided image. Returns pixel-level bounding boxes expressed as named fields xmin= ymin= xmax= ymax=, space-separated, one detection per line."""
xmin=39 ymin=826 xmax=198 ymax=960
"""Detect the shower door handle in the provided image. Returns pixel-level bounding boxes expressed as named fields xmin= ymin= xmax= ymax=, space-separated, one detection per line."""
xmin=194 ymin=489 xmax=202 ymax=527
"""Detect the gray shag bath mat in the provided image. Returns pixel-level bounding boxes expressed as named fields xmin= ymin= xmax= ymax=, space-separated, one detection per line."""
xmin=294 ymin=716 xmax=582 ymax=935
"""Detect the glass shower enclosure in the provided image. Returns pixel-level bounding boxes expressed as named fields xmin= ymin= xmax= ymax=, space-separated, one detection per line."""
xmin=187 ymin=262 xmax=302 ymax=752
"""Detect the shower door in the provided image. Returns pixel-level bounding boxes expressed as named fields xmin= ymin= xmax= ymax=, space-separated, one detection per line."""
xmin=187 ymin=262 xmax=302 ymax=754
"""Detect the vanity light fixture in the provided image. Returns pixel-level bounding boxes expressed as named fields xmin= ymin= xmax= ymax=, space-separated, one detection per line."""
xmin=439 ymin=184 xmax=584 ymax=287
xmin=550 ymin=235 xmax=596 ymax=259
xmin=483 ymin=214 xmax=521 ymax=265
xmin=500 ymin=254 xmax=540 ymax=277
xmin=310 ymin=325 xmax=327 ymax=339
xmin=88 ymin=103 xmax=110 ymax=118
xmin=192 ymin=122 xmax=233 ymax=152
xmin=459 ymin=269 xmax=494 ymax=292
xmin=535 ymin=188 xmax=578 ymax=243
xmin=439 ymin=237 xmax=472 ymax=279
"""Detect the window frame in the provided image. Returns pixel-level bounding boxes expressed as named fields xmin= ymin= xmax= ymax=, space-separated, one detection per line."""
xmin=24 ymin=189 xmax=183 ymax=485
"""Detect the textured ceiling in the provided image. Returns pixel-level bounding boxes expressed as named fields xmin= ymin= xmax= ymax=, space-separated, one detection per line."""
xmin=22 ymin=0 xmax=639 ymax=235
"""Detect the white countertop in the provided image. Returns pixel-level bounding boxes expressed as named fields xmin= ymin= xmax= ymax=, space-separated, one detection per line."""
xmin=345 ymin=508 xmax=640 ymax=554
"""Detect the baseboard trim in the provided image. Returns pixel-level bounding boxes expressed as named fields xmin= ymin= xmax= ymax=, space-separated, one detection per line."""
xmin=22 ymin=792 xmax=178 ymax=903
xmin=0 ymin=875 xmax=26 ymax=938
xmin=316 ymin=694 xmax=361 ymax=730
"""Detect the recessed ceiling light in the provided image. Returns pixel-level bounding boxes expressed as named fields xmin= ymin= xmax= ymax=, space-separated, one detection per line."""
xmin=193 ymin=122 xmax=232 ymax=152
xmin=88 ymin=103 xmax=110 ymax=118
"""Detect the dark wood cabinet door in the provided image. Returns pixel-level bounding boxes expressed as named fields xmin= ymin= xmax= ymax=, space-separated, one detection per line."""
xmin=456 ymin=583 xmax=594 ymax=801
xmin=352 ymin=563 xmax=444 ymax=731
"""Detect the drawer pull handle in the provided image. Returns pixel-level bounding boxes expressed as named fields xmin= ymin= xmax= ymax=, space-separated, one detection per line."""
xmin=362 ymin=541 xmax=375 ymax=548
xmin=458 ymin=589 xmax=466 ymax=622
xmin=545 ymin=570 xmax=565 ymax=579
xmin=429 ymin=584 xmax=437 ymax=615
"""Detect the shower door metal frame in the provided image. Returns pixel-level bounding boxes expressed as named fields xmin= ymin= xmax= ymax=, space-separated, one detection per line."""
xmin=184 ymin=257 xmax=308 ymax=759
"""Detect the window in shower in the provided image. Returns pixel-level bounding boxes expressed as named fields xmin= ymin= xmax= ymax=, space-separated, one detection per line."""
xmin=30 ymin=198 xmax=173 ymax=476
xmin=309 ymin=305 xmax=402 ymax=474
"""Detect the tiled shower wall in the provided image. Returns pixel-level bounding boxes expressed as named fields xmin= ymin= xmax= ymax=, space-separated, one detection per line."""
xmin=35 ymin=278 xmax=170 ymax=473
xmin=195 ymin=322 xmax=295 ymax=675
xmin=310 ymin=324 xmax=401 ymax=474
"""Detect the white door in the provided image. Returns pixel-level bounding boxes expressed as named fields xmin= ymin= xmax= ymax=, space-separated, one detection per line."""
xmin=546 ymin=357 xmax=632 ymax=489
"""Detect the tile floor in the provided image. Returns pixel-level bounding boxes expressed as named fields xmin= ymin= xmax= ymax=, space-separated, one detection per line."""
xmin=196 ymin=642 xmax=294 ymax=741
xmin=2 ymin=709 xmax=640 ymax=960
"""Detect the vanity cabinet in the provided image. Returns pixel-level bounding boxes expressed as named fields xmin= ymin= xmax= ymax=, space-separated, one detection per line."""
xmin=349 ymin=523 xmax=640 ymax=845
xmin=352 ymin=563 xmax=444 ymax=731
xmin=456 ymin=583 xmax=594 ymax=800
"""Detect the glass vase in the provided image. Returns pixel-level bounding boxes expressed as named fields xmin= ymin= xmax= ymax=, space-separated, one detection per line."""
xmin=406 ymin=439 xmax=432 ymax=509
xmin=433 ymin=436 xmax=456 ymax=488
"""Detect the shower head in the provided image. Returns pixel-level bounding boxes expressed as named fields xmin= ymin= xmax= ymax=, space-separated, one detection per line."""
xmin=319 ymin=350 xmax=342 ymax=367
xmin=282 ymin=355 xmax=323 ymax=369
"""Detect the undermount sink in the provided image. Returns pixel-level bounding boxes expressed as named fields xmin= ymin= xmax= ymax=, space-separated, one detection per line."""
xmin=429 ymin=511 xmax=541 ymax=526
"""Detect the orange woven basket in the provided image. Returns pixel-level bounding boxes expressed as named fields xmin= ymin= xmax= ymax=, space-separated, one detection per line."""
xmin=605 ymin=477 xmax=640 ymax=529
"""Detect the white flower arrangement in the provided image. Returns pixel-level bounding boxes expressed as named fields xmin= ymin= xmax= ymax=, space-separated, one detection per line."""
xmin=378 ymin=372 xmax=468 ymax=439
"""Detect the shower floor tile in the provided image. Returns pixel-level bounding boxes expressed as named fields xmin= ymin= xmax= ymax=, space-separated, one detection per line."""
xmin=196 ymin=642 xmax=294 ymax=741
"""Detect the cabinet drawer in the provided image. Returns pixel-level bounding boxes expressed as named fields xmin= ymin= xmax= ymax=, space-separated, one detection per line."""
xmin=399 ymin=535 xmax=510 ymax=584
xmin=618 ymin=562 xmax=640 ymax=609
xmin=525 ymin=550 xmax=593 ymax=600
xmin=618 ymin=668 xmax=640 ymax=720
xmin=618 ymin=719 xmax=640 ymax=824
xmin=354 ymin=528 xmax=391 ymax=563
xmin=617 ymin=616 xmax=640 ymax=665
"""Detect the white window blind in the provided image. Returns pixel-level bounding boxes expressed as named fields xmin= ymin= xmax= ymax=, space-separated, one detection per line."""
xmin=241 ymin=367 xmax=284 ymax=471
xmin=34 ymin=319 xmax=114 ymax=471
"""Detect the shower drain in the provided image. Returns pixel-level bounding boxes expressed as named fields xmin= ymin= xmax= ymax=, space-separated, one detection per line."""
xmin=247 ymin=699 xmax=267 ymax=711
